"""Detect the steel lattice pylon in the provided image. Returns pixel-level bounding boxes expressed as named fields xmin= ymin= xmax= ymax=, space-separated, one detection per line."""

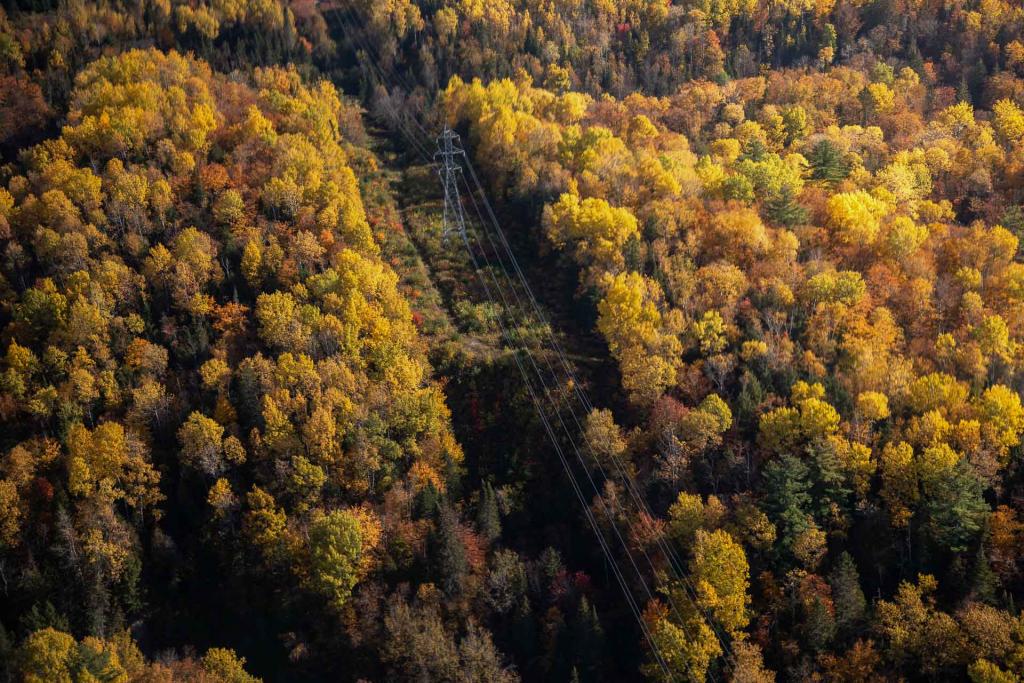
xmin=435 ymin=127 xmax=468 ymax=243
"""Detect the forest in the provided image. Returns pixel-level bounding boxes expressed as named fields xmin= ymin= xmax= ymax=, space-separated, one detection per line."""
xmin=3 ymin=0 xmax=1024 ymax=681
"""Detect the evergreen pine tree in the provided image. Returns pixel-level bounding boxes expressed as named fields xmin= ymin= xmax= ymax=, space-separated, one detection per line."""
xmin=539 ymin=547 xmax=564 ymax=592
xmin=908 ymin=39 xmax=925 ymax=76
xmin=736 ymin=371 xmax=766 ymax=430
xmin=415 ymin=483 xmax=441 ymax=520
xmin=807 ymin=139 xmax=850 ymax=184
xmin=568 ymin=597 xmax=605 ymax=682
xmin=763 ymin=454 xmax=814 ymax=556
xmin=970 ymin=541 xmax=1000 ymax=605
xmin=957 ymin=74 xmax=972 ymax=104
xmin=434 ymin=503 xmax=468 ymax=598
xmin=922 ymin=460 xmax=988 ymax=554
xmin=765 ymin=184 xmax=809 ymax=227
xmin=804 ymin=596 xmax=836 ymax=652
xmin=808 ymin=442 xmax=852 ymax=523
xmin=477 ymin=482 xmax=502 ymax=543
xmin=510 ymin=596 xmax=540 ymax=677
xmin=829 ymin=552 xmax=866 ymax=633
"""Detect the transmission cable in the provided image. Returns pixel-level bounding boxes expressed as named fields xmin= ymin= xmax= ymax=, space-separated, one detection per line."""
xmin=322 ymin=4 xmax=726 ymax=674
xmin=458 ymin=167 xmax=710 ymax=683
xmin=455 ymin=180 xmax=679 ymax=681
xmin=461 ymin=155 xmax=738 ymax=666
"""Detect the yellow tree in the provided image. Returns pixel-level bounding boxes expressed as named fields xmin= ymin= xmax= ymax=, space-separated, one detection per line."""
xmin=691 ymin=528 xmax=750 ymax=637
xmin=543 ymin=192 xmax=640 ymax=277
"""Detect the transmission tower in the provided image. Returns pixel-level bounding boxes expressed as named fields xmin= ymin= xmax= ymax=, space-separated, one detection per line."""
xmin=436 ymin=127 xmax=468 ymax=243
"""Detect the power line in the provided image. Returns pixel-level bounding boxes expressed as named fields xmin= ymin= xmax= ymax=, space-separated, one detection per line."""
xmin=437 ymin=128 xmax=677 ymax=680
xmin=461 ymin=154 xmax=738 ymax=668
xmin=457 ymin=153 xmax=712 ymax=683
xmin=320 ymin=4 xmax=731 ymax=675
xmin=441 ymin=128 xmax=704 ymax=681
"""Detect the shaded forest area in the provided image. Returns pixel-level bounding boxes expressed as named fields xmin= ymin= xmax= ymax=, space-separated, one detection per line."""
xmin=4 ymin=1 xmax=1024 ymax=682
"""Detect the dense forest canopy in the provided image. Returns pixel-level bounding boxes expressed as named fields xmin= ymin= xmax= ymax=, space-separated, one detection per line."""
xmin=3 ymin=0 xmax=1024 ymax=682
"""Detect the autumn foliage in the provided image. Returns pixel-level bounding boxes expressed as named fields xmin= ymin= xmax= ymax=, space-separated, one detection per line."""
xmin=5 ymin=0 xmax=1024 ymax=681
